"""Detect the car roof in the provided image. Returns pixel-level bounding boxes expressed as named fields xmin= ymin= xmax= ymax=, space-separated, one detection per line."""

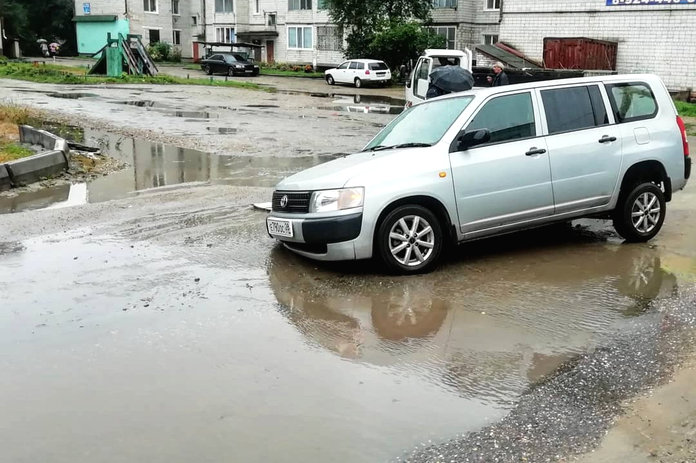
xmin=432 ymin=74 xmax=662 ymax=103
xmin=345 ymin=59 xmax=385 ymax=63
xmin=423 ymin=49 xmax=468 ymax=58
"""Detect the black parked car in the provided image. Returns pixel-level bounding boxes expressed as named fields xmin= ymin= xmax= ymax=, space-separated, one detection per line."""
xmin=200 ymin=53 xmax=260 ymax=77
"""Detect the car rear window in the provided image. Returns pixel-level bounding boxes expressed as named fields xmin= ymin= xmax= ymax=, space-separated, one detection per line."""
xmin=369 ymin=62 xmax=388 ymax=71
xmin=541 ymin=85 xmax=608 ymax=135
xmin=606 ymin=82 xmax=658 ymax=123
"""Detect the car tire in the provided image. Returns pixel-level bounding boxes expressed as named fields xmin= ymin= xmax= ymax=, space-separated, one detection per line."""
xmin=612 ymin=182 xmax=666 ymax=242
xmin=377 ymin=205 xmax=443 ymax=274
xmin=326 ymin=75 xmax=335 ymax=85
xmin=228 ymin=67 xmax=234 ymax=77
xmin=203 ymin=65 xmax=212 ymax=75
xmin=354 ymin=77 xmax=362 ymax=88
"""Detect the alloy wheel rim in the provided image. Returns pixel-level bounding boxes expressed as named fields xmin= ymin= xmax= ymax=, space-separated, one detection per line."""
xmin=388 ymin=215 xmax=435 ymax=267
xmin=631 ymin=192 xmax=661 ymax=234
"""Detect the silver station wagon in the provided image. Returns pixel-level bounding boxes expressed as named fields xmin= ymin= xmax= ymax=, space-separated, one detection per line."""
xmin=267 ymin=74 xmax=692 ymax=274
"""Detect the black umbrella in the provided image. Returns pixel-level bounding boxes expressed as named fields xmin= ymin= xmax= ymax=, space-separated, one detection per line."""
xmin=428 ymin=66 xmax=475 ymax=93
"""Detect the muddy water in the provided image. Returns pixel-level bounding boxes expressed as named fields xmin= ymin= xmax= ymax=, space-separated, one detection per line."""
xmin=1 ymin=215 xmax=693 ymax=462
xmin=0 ymin=128 xmax=339 ymax=214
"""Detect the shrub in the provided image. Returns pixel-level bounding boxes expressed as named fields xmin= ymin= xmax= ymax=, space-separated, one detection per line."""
xmin=170 ymin=47 xmax=182 ymax=63
xmin=147 ymin=42 xmax=172 ymax=62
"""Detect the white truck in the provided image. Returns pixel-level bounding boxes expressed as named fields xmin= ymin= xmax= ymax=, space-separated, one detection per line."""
xmin=405 ymin=48 xmax=473 ymax=108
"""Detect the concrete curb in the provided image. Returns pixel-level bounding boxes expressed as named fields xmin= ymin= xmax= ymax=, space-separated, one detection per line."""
xmin=1 ymin=125 xmax=69 ymax=187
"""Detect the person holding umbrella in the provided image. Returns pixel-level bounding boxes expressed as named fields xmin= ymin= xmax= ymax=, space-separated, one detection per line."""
xmin=426 ymin=65 xmax=475 ymax=100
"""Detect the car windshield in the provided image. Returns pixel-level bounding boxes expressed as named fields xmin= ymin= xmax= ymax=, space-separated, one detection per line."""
xmin=364 ymin=96 xmax=474 ymax=150
xmin=369 ymin=62 xmax=388 ymax=71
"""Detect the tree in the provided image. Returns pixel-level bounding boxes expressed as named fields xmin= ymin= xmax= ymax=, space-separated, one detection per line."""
xmin=326 ymin=0 xmax=439 ymax=66
xmin=367 ymin=22 xmax=445 ymax=71
xmin=0 ymin=0 xmax=77 ymax=56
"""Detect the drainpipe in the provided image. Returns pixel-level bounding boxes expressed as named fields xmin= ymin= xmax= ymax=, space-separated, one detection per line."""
xmin=499 ymin=0 xmax=504 ymax=23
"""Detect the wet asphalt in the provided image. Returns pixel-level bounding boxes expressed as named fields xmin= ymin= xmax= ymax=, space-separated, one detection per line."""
xmin=1 ymin=75 xmax=696 ymax=462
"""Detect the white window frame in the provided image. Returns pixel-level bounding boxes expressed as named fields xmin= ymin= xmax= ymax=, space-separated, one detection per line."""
xmin=171 ymin=0 xmax=179 ymax=15
xmin=144 ymin=27 xmax=163 ymax=43
xmin=433 ymin=0 xmax=456 ymax=8
xmin=143 ymin=0 xmax=158 ymax=13
xmin=215 ymin=26 xmax=235 ymax=43
xmin=288 ymin=0 xmax=312 ymax=11
xmin=215 ymin=0 xmax=234 ymax=14
xmin=287 ymin=25 xmax=313 ymax=50
xmin=430 ymin=26 xmax=456 ymax=50
xmin=484 ymin=0 xmax=500 ymax=11
xmin=483 ymin=34 xmax=499 ymax=45
xmin=173 ymin=29 xmax=181 ymax=45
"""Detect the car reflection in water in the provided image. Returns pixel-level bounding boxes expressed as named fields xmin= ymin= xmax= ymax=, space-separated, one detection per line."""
xmin=267 ymin=228 xmax=677 ymax=402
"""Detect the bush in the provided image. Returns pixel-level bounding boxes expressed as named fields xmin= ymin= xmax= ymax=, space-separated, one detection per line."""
xmin=147 ymin=42 xmax=172 ymax=62
xmin=170 ymin=47 xmax=182 ymax=63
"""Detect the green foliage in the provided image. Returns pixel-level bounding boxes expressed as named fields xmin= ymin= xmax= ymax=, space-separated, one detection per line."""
xmin=1 ymin=0 xmax=77 ymax=55
xmin=147 ymin=42 xmax=173 ymax=62
xmin=366 ymin=22 xmax=446 ymax=71
xmin=170 ymin=47 xmax=182 ymax=63
xmin=675 ymin=100 xmax=696 ymax=118
xmin=0 ymin=140 xmax=34 ymax=162
xmin=326 ymin=0 xmax=435 ymax=65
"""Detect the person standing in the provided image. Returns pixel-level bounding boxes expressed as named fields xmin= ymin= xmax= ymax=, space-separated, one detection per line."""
xmin=491 ymin=62 xmax=509 ymax=86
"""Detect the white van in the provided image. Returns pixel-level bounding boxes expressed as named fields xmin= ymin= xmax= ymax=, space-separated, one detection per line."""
xmin=405 ymin=48 xmax=473 ymax=107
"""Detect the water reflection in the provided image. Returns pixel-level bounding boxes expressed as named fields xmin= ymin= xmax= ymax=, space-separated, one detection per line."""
xmin=268 ymin=236 xmax=677 ymax=402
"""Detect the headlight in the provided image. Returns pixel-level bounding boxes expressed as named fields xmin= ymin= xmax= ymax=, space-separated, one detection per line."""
xmin=310 ymin=188 xmax=364 ymax=213
xmin=235 ymin=64 xmax=244 ymax=68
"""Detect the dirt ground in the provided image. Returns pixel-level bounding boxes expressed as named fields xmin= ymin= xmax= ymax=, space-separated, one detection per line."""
xmin=1 ymin=72 xmax=695 ymax=462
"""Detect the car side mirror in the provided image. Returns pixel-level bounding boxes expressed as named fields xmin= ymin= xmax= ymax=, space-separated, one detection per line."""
xmin=450 ymin=129 xmax=491 ymax=152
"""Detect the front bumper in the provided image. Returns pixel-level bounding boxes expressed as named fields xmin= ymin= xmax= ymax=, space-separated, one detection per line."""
xmin=267 ymin=211 xmax=363 ymax=261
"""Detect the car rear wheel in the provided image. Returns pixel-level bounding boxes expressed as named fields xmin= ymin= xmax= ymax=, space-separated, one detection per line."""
xmin=203 ymin=65 xmax=212 ymax=75
xmin=377 ymin=205 xmax=443 ymax=274
xmin=612 ymin=182 xmax=666 ymax=242
xmin=326 ymin=75 xmax=335 ymax=85
xmin=354 ymin=77 xmax=362 ymax=88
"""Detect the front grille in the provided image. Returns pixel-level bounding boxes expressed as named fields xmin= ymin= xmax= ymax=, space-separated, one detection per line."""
xmin=272 ymin=191 xmax=311 ymax=213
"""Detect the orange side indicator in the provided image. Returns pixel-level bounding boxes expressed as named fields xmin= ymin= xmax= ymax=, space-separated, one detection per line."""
xmin=439 ymin=172 xmax=447 ymax=178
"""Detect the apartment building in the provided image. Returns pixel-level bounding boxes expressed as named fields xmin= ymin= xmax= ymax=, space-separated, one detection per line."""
xmin=496 ymin=0 xmax=696 ymax=90
xmin=73 ymin=0 xmax=202 ymax=58
xmin=430 ymin=0 xmax=501 ymax=61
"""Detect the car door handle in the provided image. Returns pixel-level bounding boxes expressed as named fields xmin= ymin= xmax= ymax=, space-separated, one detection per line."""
xmin=525 ymin=148 xmax=547 ymax=156
xmin=599 ymin=136 xmax=617 ymax=144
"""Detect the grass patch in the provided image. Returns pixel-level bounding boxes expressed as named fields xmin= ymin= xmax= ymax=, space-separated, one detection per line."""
xmin=260 ymin=69 xmax=324 ymax=78
xmin=0 ymin=62 xmax=270 ymax=91
xmin=675 ymin=100 xmax=696 ymax=118
xmin=0 ymin=102 xmax=32 ymax=125
xmin=0 ymin=140 xmax=33 ymax=162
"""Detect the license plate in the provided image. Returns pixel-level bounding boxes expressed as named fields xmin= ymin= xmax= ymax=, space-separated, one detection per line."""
xmin=267 ymin=218 xmax=293 ymax=238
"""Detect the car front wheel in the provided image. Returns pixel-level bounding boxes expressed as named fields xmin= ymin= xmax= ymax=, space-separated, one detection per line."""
xmin=203 ymin=65 xmax=212 ymax=75
xmin=612 ymin=182 xmax=666 ymax=242
xmin=354 ymin=77 xmax=362 ymax=88
xmin=377 ymin=205 xmax=443 ymax=274
xmin=228 ymin=67 xmax=235 ymax=77
xmin=326 ymin=75 xmax=335 ymax=85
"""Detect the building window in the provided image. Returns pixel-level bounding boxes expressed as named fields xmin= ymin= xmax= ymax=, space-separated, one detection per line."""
xmin=147 ymin=29 xmax=161 ymax=43
xmin=144 ymin=0 xmax=158 ymax=13
xmin=215 ymin=0 xmax=233 ymax=13
xmin=317 ymin=26 xmax=341 ymax=51
xmin=288 ymin=0 xmax=312 ymax=10
xmin=483 ymin=34 xmax=498 ymax=45
xmin=215 ymin=27 xmax=235 ymax=43
xmin=192 ymin=16 xmax=197 ymax=25
xmin=485 ymin=0 xmax=500 ymax=10
xmin=173 ymin=30 xmax=181 ymax=45
xmin=429 ymin=26 xmax=455 ymax=50
xmin=317 ymin=0 xmax=330 ymax=9
xmin=268 ymin=13 xmax=277 ymax=26
xmin=171 ymin=0 xmax=179 ymax=14
xmin=433 ymin=0 xmax=456 ymax=7
xmin=288 ymin=26 xmax=313 ymax=49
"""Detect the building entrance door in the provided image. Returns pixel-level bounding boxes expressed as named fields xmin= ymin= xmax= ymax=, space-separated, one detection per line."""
xmin=266 ymin=40 xmax=274 ymax=63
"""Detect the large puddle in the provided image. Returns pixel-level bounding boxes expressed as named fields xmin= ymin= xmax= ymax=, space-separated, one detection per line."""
xmin=0 ymin=126 xmax=339 ymax=214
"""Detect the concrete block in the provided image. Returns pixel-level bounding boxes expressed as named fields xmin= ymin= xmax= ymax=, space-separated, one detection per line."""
xmin=5 ymin=150 xmax=68 ymax=186
xmin=0 ymin=165 xmax=11 ymax=191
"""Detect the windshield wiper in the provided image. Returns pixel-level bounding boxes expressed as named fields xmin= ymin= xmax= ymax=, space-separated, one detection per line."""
xmin=364 ymin=142 xmax=432 ymax=152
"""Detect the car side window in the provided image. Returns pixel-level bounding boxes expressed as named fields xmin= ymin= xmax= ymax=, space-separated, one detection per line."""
xmin=210 ymin=55 xmax=221 ymax=61
xmin=466 ymin=92 xmax=536 ymax=144
xmin=338 ymin=62 xmax=350 ymax=70
xmin=349 ymin=62 xmax=361 ymax=70
xmin=606 ymin=82 xmax=658 ymax=123
xmin=541 ymin=85 xmax=608 ymax=135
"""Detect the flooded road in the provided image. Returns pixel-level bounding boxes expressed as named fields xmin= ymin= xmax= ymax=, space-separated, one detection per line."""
xmin=1 ymin=75 xmax=695 ymax=462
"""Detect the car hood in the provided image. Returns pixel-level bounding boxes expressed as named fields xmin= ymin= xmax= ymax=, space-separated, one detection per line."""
xmin=275 ymin=149 xmax=423 ymax=191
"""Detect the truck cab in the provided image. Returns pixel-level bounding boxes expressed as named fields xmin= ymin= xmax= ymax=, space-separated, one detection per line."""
xmin=405 ymin=48 xmax=473 ymax=107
